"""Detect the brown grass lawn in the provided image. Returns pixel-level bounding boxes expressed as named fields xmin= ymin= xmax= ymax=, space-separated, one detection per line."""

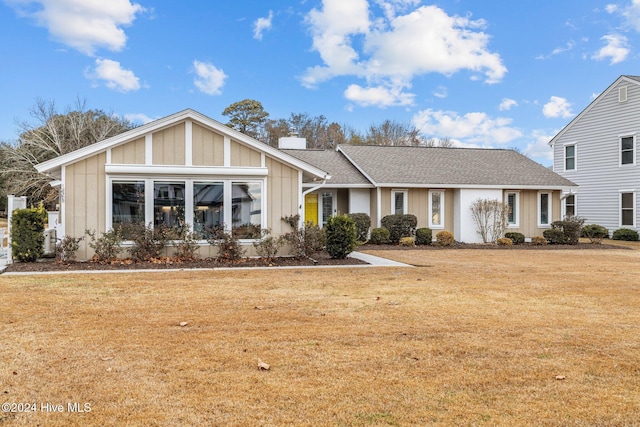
xmin=1 ymin=247 xmax=640 ymax=426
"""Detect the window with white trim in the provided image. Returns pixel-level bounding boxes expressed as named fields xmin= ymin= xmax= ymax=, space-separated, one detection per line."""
xmin=193 ymin=182 xmax=224 ymax=238
xmin=621 ymin=191 xmax=635 ymax=227
xmin=112 ymin=181 xmax=145 ymax=228
xmin=154 ymin=182 xmax=185 ymax=230
xmin=564 ymin=194 xmax=576 ymax=217
xmin=621 ymin=136 xmax=635 ymax=166
xmin=564 ymin=144 xmax=576 ymax=171
xmin=391 ymin=190 xmax=408 ymax=215
xmin=506 ymin=191 xmax=519 ymax=227
xmin=538 ymin=192 xmax=552 ymax=227
xmin=429 ymin=190 xmax=444 ymax=228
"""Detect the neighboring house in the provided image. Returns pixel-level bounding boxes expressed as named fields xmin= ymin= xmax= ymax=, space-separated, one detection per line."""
xmin=284 ymin=142 xmax=576 ymax=243
xmin=36 ymin=108 xmax=576 ymax=260
xmin=549 ymin=75 xmax=640 ymax=234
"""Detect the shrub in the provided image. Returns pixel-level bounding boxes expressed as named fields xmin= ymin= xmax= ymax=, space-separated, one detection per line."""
xmin=612 ymin=228 xmax=639 ymax=241
xmin=173 ymin=231 xmax=201 ymax=261
xmin=415 ymin=228 xmax=433 ymax=245
xmin=504 ymin=232 xmax=525 ymax=245
xmin=325 ymin=215 xmax=357 ymax=259
xmin=253 ymin=228 xmax=283 ymax=261
xmin=207 ymin=227 xmax=246 ymax=261
xmin=56 ymin=235 xmax=83 ymax=262
xmin=399 ymin=237 xmax=415 ymax=246
xmin=581 ymin=224 xmax=609 ymax=244
xmin=281 ymin=215 xmax=326 ymax=257
xmin=11 ymin=208 xmax=46 ymax=262
xmin=436 ymin=230 xmax=454 ymax=246
xmin=369 ymin=227 xmax=390 ymax=245
xmin=470 ymin=198 xmax=510 ymax=243
xmin=543 ymin=228 xmax=565 ymax=244
xmin=531 ymin=236 xmax=547 ymax=246
xmin=381 ymin=214 xmax=418 ymax=244
xmin=347 ymin=213 xmax=371 ymax=242
xmin=85 ymin=228 xmax=123 ymax=262
xmin=123 ymin=222 xmax=171 ymax=261
xmin=497 ymin=237 xmax=513 ymax=246
xmin=549 ymin=215 xmax=585 ymax=245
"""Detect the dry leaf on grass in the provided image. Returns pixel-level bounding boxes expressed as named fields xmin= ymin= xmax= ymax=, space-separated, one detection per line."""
xmin=258 ymin=359 xmax=270 ymax=370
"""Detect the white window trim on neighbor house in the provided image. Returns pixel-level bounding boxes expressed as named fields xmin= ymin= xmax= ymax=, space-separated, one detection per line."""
xmin=428 ymin=189 xmax=445 ymax=229
xmin=564 ymin=142 xmax=577 ymax=172
xmin=619 ymin=190 xmax=636 ymax=228
xmin=562 ymin=193 xmax=577 ymax=218
xmin=505 ymin=191 xmax=520 ymax=228
xmin=538 ymin=191 xmax=552 ymax=227
xmin=391 ymin=189 xmax=408 ymax=215
xmin=620 ymin=135 xmax=636 ymax=166
xmin=106 ymin=175 xmax=267 ymax=240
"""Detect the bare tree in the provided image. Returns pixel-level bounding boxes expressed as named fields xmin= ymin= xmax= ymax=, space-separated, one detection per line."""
xmin=423 ymin=136 xmax=454 ymax=148
xmin=364 ymin=120 xmax=422 ymax=146
xmin=470 ymin=198 xmax=510 ymax=243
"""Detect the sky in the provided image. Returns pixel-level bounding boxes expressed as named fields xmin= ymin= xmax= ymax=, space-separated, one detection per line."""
xmin=2 ymin=1 xmax=640 ymax=166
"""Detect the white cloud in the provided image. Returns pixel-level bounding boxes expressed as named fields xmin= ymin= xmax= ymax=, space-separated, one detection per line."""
xmin=542 ymin=96 xmax=573 ymax=119
xmin=433 ymin=86 xmax=447 ymax=99
xmin=522 ymin=130 xmax=556 ymax=164
xmin=253 ymin=10 xmax=273 ymax=40
xmin=412 ymin=109 xmax=522 ymax=145
xmin=87 ymin=59 xmax=141 ymax=92
xmin=591 ymin=34 xmax=630 ymax=64
xmin=125 ymin=113 xmax=155 ymax=124
xmin=498 ymin=98 xmax=518 ymax=111
xmin=344 ymin=83 xmax=414 ymax=107
xmin=6 ymin=0 xmax=145 ymax=56
xmin=302 ymin=1 xmax=506 ymax=105
xmin=192 ymin=60 xmax=228 ymax=95
xmin=617 ymin=0 xmax=640 ymax=31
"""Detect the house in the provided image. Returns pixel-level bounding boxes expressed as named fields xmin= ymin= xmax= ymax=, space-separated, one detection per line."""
xmin=36 ymin=108 xmax=576 ymax=260
xmin=549 ymin=75 xmax=640 ymax=234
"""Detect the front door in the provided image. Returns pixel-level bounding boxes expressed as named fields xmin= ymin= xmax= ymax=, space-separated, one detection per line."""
xmin=304 ymin=193 xmax=318 ymax=225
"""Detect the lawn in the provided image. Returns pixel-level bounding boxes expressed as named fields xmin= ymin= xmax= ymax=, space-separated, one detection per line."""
xmin=1 ymin=246 xmax=640 ymax=426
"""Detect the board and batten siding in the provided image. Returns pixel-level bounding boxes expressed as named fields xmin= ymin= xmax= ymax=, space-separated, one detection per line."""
xmin=110 ymin=137 xmax=145 ymax=164
xmin=192 ymin=123 xmax=224 ymax=166
xmin=265 ymin=157 xmax=299 ymax=236
xmin=506 ymin=190 xmax=561 ymax=238
xmin=554 ymin=78 xmax=640 ymax=232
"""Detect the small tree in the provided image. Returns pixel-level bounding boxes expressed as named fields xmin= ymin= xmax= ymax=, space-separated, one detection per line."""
xmin=11 ymin=208 xmax=46 ymax=262
xmin=470 ymin=198 xmax=510 ymax=243
xmin=325 ymin=215 xmax=357 ymax=259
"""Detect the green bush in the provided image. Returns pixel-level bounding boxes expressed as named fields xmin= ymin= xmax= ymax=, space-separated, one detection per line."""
xmin=381 ymin=214 xmax=417 ymax=244
xmin=415 ymin=228 xmax=433 ymax=245
xmin=369 ymin=227 xmax=390 ymax=245
xmin=325 ymin=215 xmax=357 ymax=259
xmin=11 ymin=208 xmax=46 ymax=262
xmin=504 ymin=232 xmax=525 ymax=245
xmin=581 ymin=224 xmax=609 ymax=244
xmin=347 ymin=213 xmax=371 ymax=242
xmin=543 ymin=228 xmax=565 ymax=244
xmin=549 ymin=216 xmax=585 ymax=245
xmin=612 ymin=228 xmax=639 ymax=241
xmin=435 ymin=230 xmax=454 ymax=246
xmin=85 ymin=228 xmax=124 ymax=262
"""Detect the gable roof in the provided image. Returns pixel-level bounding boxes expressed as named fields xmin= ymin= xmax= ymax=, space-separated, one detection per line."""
xmin=281 ymin=149 xmax=372 ymax=187
xmin=337 ymin=145 xmax=576 ymax=188
xmin=548 ymin=75 xmax=640 ymax=147
xmin=35 ymin=109 xmax=330 ymax=180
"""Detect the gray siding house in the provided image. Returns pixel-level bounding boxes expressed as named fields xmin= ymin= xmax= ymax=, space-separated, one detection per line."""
xmin=550 ymin=75 xmax=640 ymax=233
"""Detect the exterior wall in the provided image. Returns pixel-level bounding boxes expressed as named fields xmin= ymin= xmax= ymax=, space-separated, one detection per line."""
xmin=192 ymin=123 xmax=224 ymax=166
xmin=65 ymin=153 xmax=107 ymax=259
xmin=370 ymin=189 xmax=379 ymax=228
xmin=349 ymin=188 xmax=371 ymax=215
xmin=455 ymin=189 xmax=504 ymax=243
xmin=379 ymin=187 xmax=454 ymax=236
xmin=231 ymin=140 xmax=262 ymax=167
xmin=111 ymin=137 xmax=145 ymax=164
xmin=152 ymin=123 xmax=186 ymax=165
xmin=553 ymin=78 xmax=640 ymax=233
xmin=265 ymin=157 xmax=298 ymax=236
xmin=337 ymin=189 xmax=349 ymax=215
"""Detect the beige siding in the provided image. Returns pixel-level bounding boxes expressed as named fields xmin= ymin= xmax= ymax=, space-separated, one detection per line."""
xmin=111 ymin=137 xmax=145 ymax=164
xmin=266 ymin=157 xmax=298 ymax=235
xmin=444 ymin=190 xmax=454 ymax=233
xmin=408 ymin=189 xmax=428 ymax=228
xmin=369 ymin=189 xmax=378 ymax=227
xmin=509 ymin=190 xmax=563 ymax=237
xmin=230 ymin=140 xmax=262 ymax=167
xmin=65 ymin=153 xmax=106 ymax=259
xmin=380 ymin=189 xmax=391 ymax=218
xmin=192 ymin=123 xmax=224 ymax=166
xmin=152 ymin=123 xmax=185 ymax=165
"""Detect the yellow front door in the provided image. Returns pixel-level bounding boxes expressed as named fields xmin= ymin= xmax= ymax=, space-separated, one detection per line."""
xmin=305 ymin=193 xmax=318 ymax=225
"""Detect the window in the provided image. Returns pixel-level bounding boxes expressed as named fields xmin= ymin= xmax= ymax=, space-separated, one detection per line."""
xmin=112 ymin=181 xmax=145 ymax=228
xmin=565 ymin=194 xmax=576 ymax=217
xmin=193 ymin=182 xmax=224 ymax=238
xmin=538 ymin=192 xmax=552 ymax=227
xmin=621 ymin=136 xmax=635 ymax=165
xmin=506 ymin=192 xmax=519 ymax=227
xmin=564 ymin=144 xmax=576 ymax=171
xmin=232 ymin=182 xmax=262 ymax=238
xmin=154 ymin=182 xmax=185 ymax=229
xmin=321 ymin=192 xmax=334 ymax=227
xmin=391 ymin=190 xmax=407 ymax=215
xmin=621 ymin=191 xmax=635 ymax=227
xmin=429 ymin=190 xmax=444 ymax=228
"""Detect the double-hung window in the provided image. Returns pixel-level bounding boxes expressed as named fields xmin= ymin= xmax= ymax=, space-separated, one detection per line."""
xmin=538 ymin=192 xmax=552 ymax=227
xmin=620 ymin=191 xmax=635 ymax=227
xmin=564 ymin=194 xmax=576 ymax=217
xmin=621 ymin=136 xmax=635 ymax=166
xmin=506 ymin=191 xmax=519 ymax=227
xmin=564 ymin=143 xmax=576 ymax=171
xmin=429 ymin=190 xmax=445 ymax=228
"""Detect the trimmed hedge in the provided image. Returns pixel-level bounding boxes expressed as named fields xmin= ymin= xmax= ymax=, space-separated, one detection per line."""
xmin=381 ymin=214 xmax=417 ymax=244
xmin=325 ymin=215 xmax=357 ymax=259
xmin=543 ymin=228 xmax=565 ymax=244
xmin=612 ymin=228 xmax=639 ymax=241
xmin=504 ymin=232 xmax=525 ymax=245
xmin=369 ymin=227 xmax=390 ymax=245
xmin=347 ymin=213 xmax=371 ymax=242
xmin=435 ymin=230 xmax=454 ymax=246
xmin=11 ymin=208 xmax=46 ymax=262
xmin=581 ymin=224 xmax=609 ymax=244
xmin=415 ymin=228 xmax=432 ymax=245
xmin=497 ymin=237 xmax=513 ymax=246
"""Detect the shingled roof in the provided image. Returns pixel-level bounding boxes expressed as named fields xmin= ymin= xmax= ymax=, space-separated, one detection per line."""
xmin=282 ymin=148 xmax=372 ymax=186
xmin=336 ymin=145 xmax=576 ymax=188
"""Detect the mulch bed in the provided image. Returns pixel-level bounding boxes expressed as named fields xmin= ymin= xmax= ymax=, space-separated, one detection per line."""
xmin=3 ymin=251 xmax=365 ymax=273
xmin=359 ymin=242 xmax=628 ymax=251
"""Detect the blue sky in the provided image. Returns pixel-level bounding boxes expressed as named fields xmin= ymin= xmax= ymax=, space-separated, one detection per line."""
xmin=2 ymin=0 xmax=640 ymax=165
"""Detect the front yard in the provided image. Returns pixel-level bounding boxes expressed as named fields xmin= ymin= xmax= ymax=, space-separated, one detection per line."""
xmin=1 ymin=247 xmax=639 ymax=425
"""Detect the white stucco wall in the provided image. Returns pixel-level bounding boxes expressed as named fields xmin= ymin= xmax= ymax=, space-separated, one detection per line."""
xmin=455 ymin=189 xmax=504 ymax=243
xmin=349 ymin=188 xmax=370 ymax=215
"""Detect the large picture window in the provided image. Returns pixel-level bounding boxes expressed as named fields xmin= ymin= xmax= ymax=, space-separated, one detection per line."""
xmin=232 ymin=182 xmax=262 ymax=238
xmin=154 ymin=182 xmax=185 ymax=230
xmin=194 ymin=182 xmax=224 ymax=238
xmin=112 ymin=181 xmax=145 ymax=228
